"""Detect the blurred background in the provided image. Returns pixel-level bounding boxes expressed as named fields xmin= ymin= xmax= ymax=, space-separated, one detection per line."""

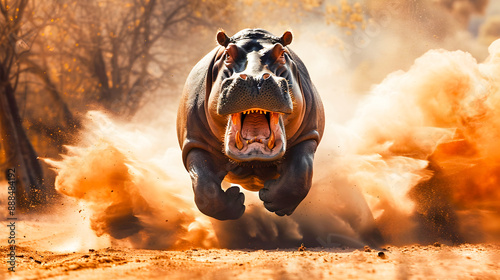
xmin=1 ymin=0 xmax=500 ymax=248
xmin=1 ymin=0 xmax=498 ymax=208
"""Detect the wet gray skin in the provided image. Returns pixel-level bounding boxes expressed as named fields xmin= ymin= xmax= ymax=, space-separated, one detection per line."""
xmin=177 ymin=29 xmax=324 ymax=220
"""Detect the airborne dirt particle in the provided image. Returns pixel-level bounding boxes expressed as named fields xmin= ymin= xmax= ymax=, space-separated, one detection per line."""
xmin=298 ymin=244 xmax=307 ymax=251
xmin=433 ymin=242 xmax=442 ymax=247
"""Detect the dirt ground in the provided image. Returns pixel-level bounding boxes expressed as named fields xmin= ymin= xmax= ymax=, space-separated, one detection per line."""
xmin=1 ymin=243 xmax=499 ymax=280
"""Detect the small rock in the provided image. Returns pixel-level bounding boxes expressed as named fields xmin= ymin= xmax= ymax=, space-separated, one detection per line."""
xmin=298 ymin=243 xmax=307 ymax=251
xmin=364 ymin=246 xmax=372 ymax=252
xmin=433 ymin=242 xmax=442 ymax=247
xmin=89 ymin=249 xmax=95 ymax=252
xmin=378 ymin=252 xmax=386 ymax=259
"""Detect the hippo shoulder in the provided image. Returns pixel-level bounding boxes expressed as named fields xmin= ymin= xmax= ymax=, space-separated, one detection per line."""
xmin=176 ymin=47 xmax=224 ymax=166
xmin=287 ymin=48 xmax=325 ymax=146
xmin=182 ymin=47 xmax=222 ymax=104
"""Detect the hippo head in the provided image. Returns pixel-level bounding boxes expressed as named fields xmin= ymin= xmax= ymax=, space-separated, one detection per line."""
xmin=207 ymin=29 xmax=303 ymax=162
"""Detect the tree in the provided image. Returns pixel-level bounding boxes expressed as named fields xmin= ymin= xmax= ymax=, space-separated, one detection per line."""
xmin=0 ymin=0 xmax=234 ymax=209
xmin=44 ymin=0 xmax=234 ymax=116
xmin=0 ymin=0 xmax=46 ymax=210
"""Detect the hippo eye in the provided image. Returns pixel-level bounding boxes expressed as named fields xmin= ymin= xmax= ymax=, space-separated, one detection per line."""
xmin=224 ymin=51 xmax=234 ymax=65
xmin=224 ymin=44 xmax=238 ymax=66
xmin=276 ymin=50 xmax=286 ymax=64
xmin=271 ymin=43 xmax=286 ymax=65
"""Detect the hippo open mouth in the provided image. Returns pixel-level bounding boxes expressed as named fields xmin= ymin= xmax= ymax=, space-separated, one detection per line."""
xmin=224 ymin=108 xmax=286 ymax=162
xmin=177 ymin=29 xmax=324 ymax=219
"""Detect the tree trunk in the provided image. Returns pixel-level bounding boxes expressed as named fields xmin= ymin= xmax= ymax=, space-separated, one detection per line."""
xmin=0 ymin=66 xmax=45 ymax=211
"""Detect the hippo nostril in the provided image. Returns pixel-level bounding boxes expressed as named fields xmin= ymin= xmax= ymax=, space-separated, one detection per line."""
xmin=262 ymin=73 xmax=271 ymax=80
xmin=240 ymin=74 xmax=248 ymax=80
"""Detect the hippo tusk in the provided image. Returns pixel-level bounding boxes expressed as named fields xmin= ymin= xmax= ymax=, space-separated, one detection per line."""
xmin=268 ymin=112 xmax=279 ymax=149
xmin=231 ymin=113 xmax=241 ymax=126
xmin=270 ymin=112 xmax=280 ymax=127
xmin=236 ymin=130 xmax=244 ymax=150
xmin=268 ymin=131 xmax=275 ymax=149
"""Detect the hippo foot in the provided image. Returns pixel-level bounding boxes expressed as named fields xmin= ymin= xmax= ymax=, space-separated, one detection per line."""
xmin=259 ymin=177 xmax=308 ymax=216
xmin=195 ymin=186 xmax=245 ymax=220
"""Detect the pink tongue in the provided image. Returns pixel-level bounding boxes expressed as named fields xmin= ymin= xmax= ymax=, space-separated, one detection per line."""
xmin=241 ymin=113 xmax=270 ymax=140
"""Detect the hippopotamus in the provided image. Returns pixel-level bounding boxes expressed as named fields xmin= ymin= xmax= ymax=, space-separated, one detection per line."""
xmin=177 ymin=29 xmax=324 ymax=220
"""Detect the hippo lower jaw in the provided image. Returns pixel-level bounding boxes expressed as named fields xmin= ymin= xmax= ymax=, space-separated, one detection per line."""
xmin=224 ymin=109 xmax=286 ymax=162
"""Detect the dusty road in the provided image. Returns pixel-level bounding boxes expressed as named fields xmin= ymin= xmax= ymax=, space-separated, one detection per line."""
xmin=1 ymin=244 xmax=499 ymax=280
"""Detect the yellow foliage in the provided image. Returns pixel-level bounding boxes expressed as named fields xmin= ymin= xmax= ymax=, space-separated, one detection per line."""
xmin=325 ymin=0 xmax=366 ymax=34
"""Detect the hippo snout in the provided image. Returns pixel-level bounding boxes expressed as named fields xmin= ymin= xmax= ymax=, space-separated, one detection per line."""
xmin=217 ymin=73 xmax=293 ymax=116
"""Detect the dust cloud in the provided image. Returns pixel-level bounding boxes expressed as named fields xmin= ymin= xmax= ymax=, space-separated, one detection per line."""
xmin=43 ymin=1 xmax=500 ymax=250
xmin=346 ymin=39 xmax=500 ymax=245
xmin=45 ymin=111 xmax=218 ymax=250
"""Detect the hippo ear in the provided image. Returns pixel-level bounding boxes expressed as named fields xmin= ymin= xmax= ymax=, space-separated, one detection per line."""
xmin=280 ymin=31 xmax=293 ymax=46
xmin=216 ymin=30 xmax=230 ymax=47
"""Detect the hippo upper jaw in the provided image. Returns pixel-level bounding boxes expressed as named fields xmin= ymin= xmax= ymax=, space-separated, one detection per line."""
xmin=224 ymin=109 xmax=286 ymax=162
xmin=216 ymin=73 xmax=293 ymax=116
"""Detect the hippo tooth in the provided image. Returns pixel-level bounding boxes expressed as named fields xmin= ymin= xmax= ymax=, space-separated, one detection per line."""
xmin=231 ymin=113 xmax=241 ymax=126
xmin=271 ymin=112 xmax=279 ymax=127
xmin=236 ymin=131 xmax=244 ymax=150
xmin=268 ymin=131 xmax=275 ymax=149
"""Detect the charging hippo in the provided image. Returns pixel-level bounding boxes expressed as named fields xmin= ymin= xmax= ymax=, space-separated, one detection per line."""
xmin=177 ymin=29 xmax=324 ymax=220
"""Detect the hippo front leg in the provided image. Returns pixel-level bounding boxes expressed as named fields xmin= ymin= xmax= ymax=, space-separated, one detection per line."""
xmin=259 ymin=140 xmax=317 ymax=216
xmin=187 ymin=149 xmax=245 ymax=220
